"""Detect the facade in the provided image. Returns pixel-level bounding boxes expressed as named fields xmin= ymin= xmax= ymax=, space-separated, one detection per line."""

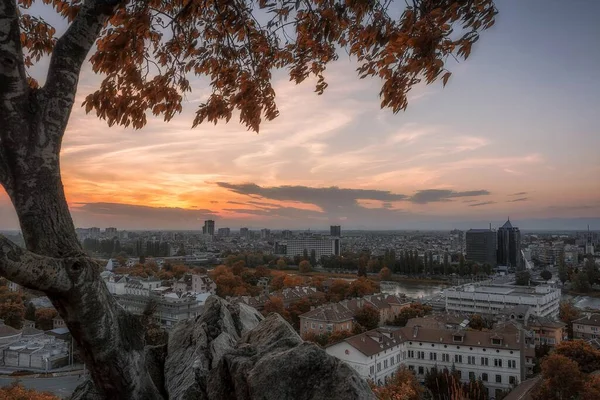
xmin=527 ymin=315 xmax=565 ymax=346
xmin=465 ymin=229 xmax=497 ymax=266
xmin=283 ymin=236 xmax=341 ymax=259
xmin=260 ymin=229 xmax=271 ymax=239
xmin=116 ymin=292 xmax=204 ymax=329
xmin=174 ymin=274 xmax=216 ymax=294
xmin=240 ymin=227 xmax=249 ymax=237
xmin=217 ymin=227 xmax=230 ymax=237
xmin=445 ymin=284 xmax=561 ymax=318
xmin=282 ymin=230 xmax=293 ymax=239
xmin=573 ymin=314 xmax=600 ymax=340
xmin=330 ymin=225 xmax=341 ymax=237
xmin=497 ymin=218 xmax=522 ymax=270
xmin=326 ymin=326 xmax=531 ymax=396
xmin=202 ymin=220 xmax=215 ymax=236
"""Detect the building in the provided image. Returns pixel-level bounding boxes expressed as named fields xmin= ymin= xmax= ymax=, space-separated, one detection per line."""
xmin=527 ymin=315 xmax=566 ymax=346
xmin=497 ymin=218 xmax=522 ymax=270
xmin=173 ymin=274 xmax=217 ymax=295
xmin=326 ymin=325 xmax=531 ymax=396
xmin=299 ymin=303 xmax=354 ymax=338
xmin=217 ymin=227 xmax=230 ymax=237
xmin=573 ymin=314 xmax=600 ymax=340
xmin=330 ymin=225 xmax=341 ymax=237
xmin=281 ymin=230 xmax=293 ymax=239
xmin=466 ymin=228 xmax=497 ymax=267
xmin=105 ymin=227 xmax=118 ymax=236
xmin=260 ymin=229 xmax=271 ymax=239
xmin=283 ymin=235 xmax=341 ymax=259
xmin=116 ymin=292 xmax=204 ymax=329
xmin=202 ymin=220 xmax=215 ymax=236
xmin=240 ymin=227 xmax=249 ymax=237
xmin=445 ymin=283 xmax=561 ymax=318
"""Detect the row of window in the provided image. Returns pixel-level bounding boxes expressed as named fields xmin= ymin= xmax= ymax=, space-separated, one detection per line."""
xmin=406 ymin=352 xmax=517 ymax=368
xmin=369 ymin=354 xmax=403 ymax=375
xmin=407 ymin=366 xmax=518 ymax=385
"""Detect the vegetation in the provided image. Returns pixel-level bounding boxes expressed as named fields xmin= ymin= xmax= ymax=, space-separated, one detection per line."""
xmin=371 ymin=367 xmax=423 ymax=400
xmin=424 ymin=367 xmax=488 ymax=400
xmin=515 ymin=270 xmax=531 ymax=286
xmin=0 ymin=283 xmax=25 ymax=329
xmin=299 ymin=260 xmax=312 ymax=274
xmin=0 ymin=382 xmax=58 ymax=400
xmin=540 ymin=270 xmax=552 ymax=282
xmin=354 ymin=306 xmax=380 ymax=331
xmin=34 ymin=308 xmax=58 ymax=331
xmin=559 ymin=301 xmax=581 ymax=339
xmin=388 ymin=303 xmax=432 ymax=327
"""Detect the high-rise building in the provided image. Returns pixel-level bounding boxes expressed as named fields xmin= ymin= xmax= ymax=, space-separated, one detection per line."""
xmin=281 ymin=230 xmax=293 ymax=239
xmin=260 ymin=229 xmax=271 ymax=239
xmin=330 ymin=225 xmax=341 ymax=237
xmin=202 ymin=220 xmax=215 ymax=236
xmin=586 ymin=225 xmax=595 ymax=255
xmin=465 ymin=228 xmax=497 ymax=266
xmin=497 ymin=218 xmax=521 ymax=270
xmin=217 ymin=227 xmax=230 ymax=237
xmin=240 ymin=227 xmax=249 ymax=238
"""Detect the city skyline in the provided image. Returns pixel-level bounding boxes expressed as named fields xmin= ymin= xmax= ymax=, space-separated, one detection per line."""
xmin=0 ymin=0 xmax=599 ymax=230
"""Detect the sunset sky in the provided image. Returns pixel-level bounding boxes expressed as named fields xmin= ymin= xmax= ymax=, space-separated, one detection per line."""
xmin=1 ymin=0 xmax=599 ymax=230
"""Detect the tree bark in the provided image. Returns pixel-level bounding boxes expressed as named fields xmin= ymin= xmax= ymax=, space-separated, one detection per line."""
xmin=0 ymin=1 xmax=163 ymax=398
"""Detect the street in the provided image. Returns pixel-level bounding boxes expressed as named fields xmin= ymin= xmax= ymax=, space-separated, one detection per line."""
xmin=0 ymin=375 xmax=80 ymax=398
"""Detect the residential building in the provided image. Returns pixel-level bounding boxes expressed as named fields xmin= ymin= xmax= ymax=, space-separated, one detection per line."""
xmin=240 ymin=227 xmax=249 ymax=237
xmin=300 ymin=303 xmax=354 ymax=338
xmin=230 ymin=286 xmax=323 ymax=311
xmin=573 ymin=314 xmax=600 ymax=340
xmin=202 ymin=220 xmax=215 ymax=236
xmin=466 ymin=229 xmax=497 ymax=267
xmin=217 ymin=227 xmax=230 ymax=237
xmin=330 ymin=225 xmax=341 ymax=237
xmin=281 ymin=230 xmax=293 ymax=239
xmin=283 ymin=235 xmax=341 ymax=259
xmin=527 ymin=315 xmax=566 ymax=346
xmin=53 ymin=317 xmax=66 ymax=330
xmin=173 ymin=274 xmax=216 ymax=295
xmin=326 ymin=325 xmax=532 ymax=397
xmin=116 ymin=292 xmax=204 ymax=329
xmin=445 ymin=283 xmax=560 ymax=318
xmin=260 ymin=229 xmax=271 ymax=239
xmin=105 ymin=227 xmax=118 ymax=236
xmin=497 ymin=218 xmax=522 ymax=270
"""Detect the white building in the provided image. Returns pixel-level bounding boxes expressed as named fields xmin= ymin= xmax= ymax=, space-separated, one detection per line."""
xmin=326 ymin=325 xmax=532 ymax=398
xmin=445 ymin=284 xmax=560 ymax=318
xmin=281 ymin=236 xmax=341 ymax=259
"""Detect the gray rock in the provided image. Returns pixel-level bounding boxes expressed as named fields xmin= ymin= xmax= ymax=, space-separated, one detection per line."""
xmin=229 ymin=301 xmax=264 ymax=335
xmin=209 ymin=332 xmax=236 ymax=369
xmin=69 ymin=379 xmax=104 ymax=400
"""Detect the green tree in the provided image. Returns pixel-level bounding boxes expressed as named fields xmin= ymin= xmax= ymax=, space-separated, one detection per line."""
xmin=0 ymin=0 xmax=499 ymax=396
xmin=354 ymin=306 xmax=380 ymax=330
xmin=573 ymin=272 xmax=591 ymax=293
xmin=540 ymin=270 xmax=552 ymax=281
xmin=515 ymin=270 xmax=531 ymax=286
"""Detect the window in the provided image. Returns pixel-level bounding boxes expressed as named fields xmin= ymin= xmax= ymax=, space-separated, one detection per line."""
xmin=494 ymin=359 xmax=503 ymax=368
xmin=481 ymin=357 xmax=488 ymax=366
xmin=418 ymin=366 xmax=424 ymax=375
xmin=370 ymin=366 xmax=374 ymax=375
xmin=417 ymin=351 xmax=425 ymax=359
xmin=442 ymin=354 xmax=450 ymax=362
xmin=377 ymin=363 xmax=381 ymax=372
xmin=496 ymin=375 xmax=502 ymax=383
xmin=430 ymin=352 xmax=437 ymax=361
xmin=319 ymin=324 xmax=323 ymax=330
xmin=508 ymin=360 xmax=516 ymax=369
xmin=482 ymin=373 xmax=488 ymax=382
xmin=468 ymin=356 xmax=475 ymax=365
xmin=390 ymin=356 xmax=394 ymax=366
xmin=397 ymin=354 xmax=401 ymax=363
xmin=408 ymin=365 xmax=414 ymax=371
xmin=453 ymin=335 xmax=463 ymax=342
xmin=509 ymin=376 xmax=517 ymax=385
xmin=384 ymin=360 xmax=388 ymax=369
xmin=469 ymin=372 xmax=475 ymax=380
xmin=311 ymin=323 xmax=315 ymax=329
xmin=455 ymin=355 xmax=463 ymax=363
xmin=457 ymin=370 xmax=462 ymax=379
xmin=408 ymin=350 xmax=414 ymax=358
xmin=492 ymin=338 xmax=502 ymax=345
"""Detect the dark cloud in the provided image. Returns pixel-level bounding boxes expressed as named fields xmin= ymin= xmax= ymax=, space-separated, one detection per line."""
xmin=509 ymin=192 xmax=528 ymax=196
xmin=224 ymin=207 xmax=325 ymax=220
xmin=507 ymin=197 xmax=528 ymax=203
xmin=71 ymin=202 xmax=216 ymax=230
xmin=216 ymin=182 xmax=408 ymax=211
xmin=410 ymin=189 xmax=490 ymax=204
xmin=469 ymin=201 xmax=496 ymax=207
xmin=463 ymin=200 xmax=478 ymax=203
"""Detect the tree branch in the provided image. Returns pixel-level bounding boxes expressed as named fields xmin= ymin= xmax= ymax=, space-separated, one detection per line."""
xmin=42 ymin=0 xmax=121 ymax=141
xmin=0 ymin=235 xmax=72 ymax=293
xmin=0 ymin=0 xmax=28 ymax=102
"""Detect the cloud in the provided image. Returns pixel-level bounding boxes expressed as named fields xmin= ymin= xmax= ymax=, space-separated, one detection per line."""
xmin=409 ymin=189 xmax=490 ymax=204
xmin=469 ymin=201 xmax=497 ymax=207
xmin=215 ymin=182 xmax=408 ymax=212
xmin=509 ymin=192 xmax=528 ymax=196
xmin=507 ymin=197 xmax=529 ymax=203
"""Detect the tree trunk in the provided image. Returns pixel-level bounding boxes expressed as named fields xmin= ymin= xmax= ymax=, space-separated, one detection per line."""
xmin=0 ymin=1 xmax=162 ymax=398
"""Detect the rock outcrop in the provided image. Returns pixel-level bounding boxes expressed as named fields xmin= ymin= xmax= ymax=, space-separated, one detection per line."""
xmin=72 ymin=296 xmax=375 ymax=399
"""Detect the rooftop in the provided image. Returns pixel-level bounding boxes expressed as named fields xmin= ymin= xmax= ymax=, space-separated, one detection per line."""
xmin=574 ymin=313 xmax=600 ymax=327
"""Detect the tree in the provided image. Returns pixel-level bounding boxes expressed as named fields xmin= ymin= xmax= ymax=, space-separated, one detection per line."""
xmin=354 ymin=306 xmax=380 ymax=330
xmin=0 ymin=0 xmax=498 ymax=396
xmin=554 ymin=340 xmax=600 ymax=374
xmin=468 ymin=314 xmax=486 ymax=331
xmin=540 ymin=270 xmax=552 ymax=282
xmin=389 ymin=303 xmax=432 ymax=327
xmin=35 ymin=307 xmax=58 ymax=331
xmin=573 ymin=271 xmax=591 ymax=293
xmin=379 ymin=267 xmax=392 ymax=281
xmin=0 ymin=382 xmax=58 ymax=400
xmin=263 ymin=296 xmax=289 ymax=320
xmin=25 ymin=301 xmax=37 ymax=321
xmin=299 ymin=260 xmax=312 ymax=274
xmin=532 ymin=354 xmax=584 ymax=400
xmin=371 ymin=367 xmax=423 ymax=400
xmin=515 ymin=270 xmax=531 ymax=286
xmin=357 ymin=264 xmax=367 ymax=278
xmin=559 ymin=301 xmax=581 ymax=340
xmin=276 ymin=258 xmax=287 ymax=270
xmin=0 ymin=285 xmax=25 ymax=329
xmin=558 ymin=253 xmax=569 ymax=284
